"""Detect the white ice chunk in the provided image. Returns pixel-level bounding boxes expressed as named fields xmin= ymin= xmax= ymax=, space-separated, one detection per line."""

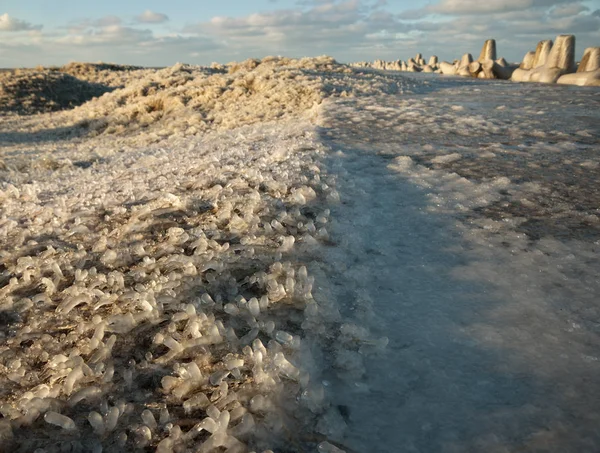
xmin=68 ymin=386 xmax=101 ymax=407
xmin=44 ymin=411 xmax=76 ymax=431
xmin=142 ymin=409 xmax=158 ymax=430
xmin=88 ymin=411 xmax=105 ymax=436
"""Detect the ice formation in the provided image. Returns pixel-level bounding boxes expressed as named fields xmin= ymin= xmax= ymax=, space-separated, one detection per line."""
xmin=311 ymin=78 xmax=600 ymax=451
xmin=0 ymin=56 xmax=401 ymax=452
xmin=1 ymin=46 xmax=599 ymax=453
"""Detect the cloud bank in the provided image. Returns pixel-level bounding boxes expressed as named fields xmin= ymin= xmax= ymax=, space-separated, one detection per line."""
xmin=0 ymin=13 xmax=41 ymax=32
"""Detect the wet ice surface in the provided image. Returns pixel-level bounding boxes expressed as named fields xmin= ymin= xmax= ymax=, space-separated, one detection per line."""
xmin=315 ymin=75 xmax=600 ymax=452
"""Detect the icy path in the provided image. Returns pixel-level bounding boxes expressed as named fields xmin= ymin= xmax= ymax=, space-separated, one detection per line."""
xmin=314 ymin=77 xmax=600 ymax=452
xmin=317 ymin=149 xmax=509 ymax=452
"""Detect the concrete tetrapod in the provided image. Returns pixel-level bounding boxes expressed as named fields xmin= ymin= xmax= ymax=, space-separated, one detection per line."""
xmin=512 ymin=40 xmax=554 ymax=82
xmin=531 ymin=35 xmax=576 ymax=83
xmin=457 ymin=53 xmax=474 ymax=77
xmin=439 ymin=61 xmax=458 ymax=75
xmin=513 ymin=36 xmax=575 ymax=84
xmin=414 ymin=53 xmax=426 ymax=66
xmin=557 ymin=47 xmax=600 ymax=86
xmin=480 ymin=60 xmax=496 ymax=79
xmin=476 ymin=39 xmax=504 ymax=79
xmin=577 ymin=47 xmax=600 ymax=71
xmin=533 ymin=40 xmax=553 ymax=68
xmin=492 ymin=57 xmax=518 ymax=80
xmin=521 ymin=52 xmax=537 ymax=70
xmin=389 ymin=60 xmax=402 ymax=71
xmin=456 ymin=40 xmax=507 ymax=79
xmin=478 ymin=39 xmax=497 ymax=62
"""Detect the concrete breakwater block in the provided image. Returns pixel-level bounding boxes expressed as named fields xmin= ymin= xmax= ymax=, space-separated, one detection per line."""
xmin=492 ymin=58 xmax=517 ymax=80
xmin=558 ymin=47 xmax=600 ymax=86
xmin=520 ymin=51 xmax=537 ymax=70
xmin=351 ymin=52 xmax=441 ymax=73
xmin=439 ymin=39 xmax=514 ymax=80
xmin=439 ymin=61 xmax=458 ymax=75
xmin=513 ymin=36 xmax=576 ymax=84
xmin=577 ymin=47 xmax=600 ymax=72
xmin=478 ymin=39 xmax=497 ymax=62
xmin=512 ymin=40 xmax=553 ymax=81
xmin=350 ymin=35 xmax=593 ymax=84
xmin=457 ymin=53 xmax=474 ymax=76
xmin=533 ymin=40 xmax=553 ymax=68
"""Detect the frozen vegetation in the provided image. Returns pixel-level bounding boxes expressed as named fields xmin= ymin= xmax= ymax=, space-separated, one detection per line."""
xmin=0 ymin=56 xmax=600 ymax=453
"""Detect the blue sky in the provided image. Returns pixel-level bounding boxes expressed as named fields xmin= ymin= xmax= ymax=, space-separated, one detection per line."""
xmin=1 ymin=0 xmax=599 ymax=67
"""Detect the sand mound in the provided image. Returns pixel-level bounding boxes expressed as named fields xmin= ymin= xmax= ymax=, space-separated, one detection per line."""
xmin=0 ymin=70 xmax=113 ymax=115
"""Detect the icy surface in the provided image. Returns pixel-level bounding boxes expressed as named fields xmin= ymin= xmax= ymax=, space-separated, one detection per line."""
xmin=1 ymin=63 xmax=600 ymax=452
xmin=314 ymin=74 xmax=600 ymax=452
xmin=0 ymin=109 xmax=358 ymax=451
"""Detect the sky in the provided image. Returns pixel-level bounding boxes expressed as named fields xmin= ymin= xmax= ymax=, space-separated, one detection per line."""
xmin=1 ymin=0 xmax=599 ymax=67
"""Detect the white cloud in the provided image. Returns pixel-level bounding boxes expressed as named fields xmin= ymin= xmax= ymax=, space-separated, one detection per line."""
xmin=184 ymin=0 xmax=411 ymax=60
xmin=56 ymin=25 xmax=153 ymax=47
xmin=0 ymin=13 xmax=41 ymax=32
xmin=93 ymin=15 xmax=122 ymax=27
xmin=179 ymin=0 xmax=600 ymax=64
xmin=0 ymin=14 xmax=220 ymax=68
xmin=401 ymin=0 xmax=576 ymax=18
xmin=135 ymin=10 xmax=169 ymax=24
xmin=549 ymin=3 xmax=589 ymax=18
xmin=432 ymin=0 xmax=573 ymax=15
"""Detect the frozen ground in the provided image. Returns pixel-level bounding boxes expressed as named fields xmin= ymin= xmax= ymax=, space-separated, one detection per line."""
xmin=1 ymin=63 xmax=599 ymax=452
xmin=315 ymin=74 xmax=600 ymax=452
